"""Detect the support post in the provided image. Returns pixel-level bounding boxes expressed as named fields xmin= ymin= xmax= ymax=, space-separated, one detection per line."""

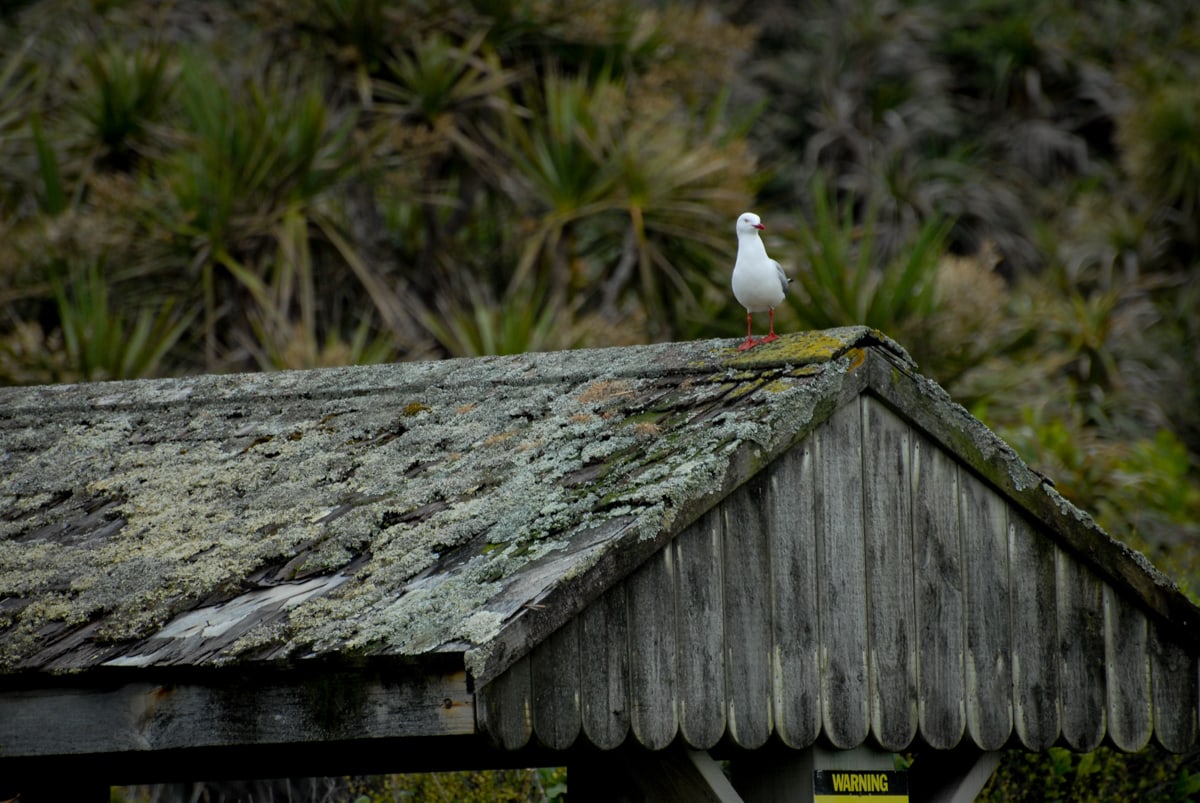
xmin=908 ymin=745 xmax=1001 ymax=803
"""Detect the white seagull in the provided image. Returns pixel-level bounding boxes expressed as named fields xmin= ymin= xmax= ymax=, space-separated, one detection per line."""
xmin=731 ymin=211 xmax=790 ymax=350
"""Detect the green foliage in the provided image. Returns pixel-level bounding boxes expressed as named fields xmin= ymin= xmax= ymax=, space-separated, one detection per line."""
xmin=164 ymin=56 xmax=356 ymax=250
xmin=787 ymin=176 xmax=950 ymax=332
xmin=29 ymin=113 xmax=67 ymax=215
xmin=1119 ymin=76 xmax=1200 ymax=252
xmin=981 ymin=745 xmax=1200 ymax=802
xmin=350 ymin=767 xmax=567 ymax=802
xmin=378 ymin=31 xmax=514 ymax=127
xmin=76 ymin=40 xmax=173 ymax=170
xmin=415 ymin=280 xmax=588 ymax=357
xmin=0 ymin=37 xmax=37 ymax=149
xmin=51 ymin=261 xmax=195 ymax=382
xmin=996 ymin=408 xmax=1200 ymax=602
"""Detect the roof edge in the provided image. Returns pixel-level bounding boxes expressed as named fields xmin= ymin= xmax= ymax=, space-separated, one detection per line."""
xmin=863 ymin=348 xmax=1200 ymax=637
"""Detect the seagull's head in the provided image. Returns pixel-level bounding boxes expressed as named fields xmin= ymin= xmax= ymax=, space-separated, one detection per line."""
xmin=736 ymin=212 xmax=765 ymax=235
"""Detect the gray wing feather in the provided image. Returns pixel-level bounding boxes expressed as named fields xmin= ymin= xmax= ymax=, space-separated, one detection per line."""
xmin=772 ymin=260 xmax=791 ymax=294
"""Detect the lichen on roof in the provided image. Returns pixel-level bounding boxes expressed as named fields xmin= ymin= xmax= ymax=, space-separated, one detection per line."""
xmin=0 ymin=327 xmax=884 ymax=674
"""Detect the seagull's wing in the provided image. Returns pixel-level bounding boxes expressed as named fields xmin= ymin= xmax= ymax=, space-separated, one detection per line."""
xmin=773 ymin=260 xmax=791 ymax=294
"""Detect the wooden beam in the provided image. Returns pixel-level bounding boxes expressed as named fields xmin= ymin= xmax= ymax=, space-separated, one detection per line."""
xmin=0 ymin=664 xmax=473 ymax=759
xmin=1 ymin=734 xmax=575 ymax=789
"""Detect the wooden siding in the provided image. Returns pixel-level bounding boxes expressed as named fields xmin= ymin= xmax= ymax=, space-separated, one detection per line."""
xmin=478 ymin=395 xmax=1199 ymax=753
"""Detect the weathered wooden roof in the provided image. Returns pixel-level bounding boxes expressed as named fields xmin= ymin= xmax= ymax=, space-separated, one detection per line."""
xmin=1 ymin=326 xmax=1197 ymax=773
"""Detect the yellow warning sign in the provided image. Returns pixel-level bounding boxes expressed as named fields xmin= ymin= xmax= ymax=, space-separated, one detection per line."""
xmin=813 ymin=770 xmax=908 ymax=802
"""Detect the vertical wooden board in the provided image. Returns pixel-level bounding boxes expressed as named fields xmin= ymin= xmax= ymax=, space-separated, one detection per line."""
xmin=531 ymin=617 xmax=582 ymax=750
xmin=478 ymin=655 xmax=532 ymax=750
xmin=912 ymin=435 xmax=966 ymax=749
xmin=1008 ymin=513 xmax=1059 ymax=750
xmin=815 ymin=401 xmax=870 ymax=749
xmin=1149 ymin=618 xmax=1198 ymax=752
xmin=960 ymin=471 xmax=1012 ymax=751
xmin=1104 ymin=584 xmax=1151 ymax=751
xmin=1057 ymin=555 xmax=1107 ymax=751
xmin=627 ymin=547 xmax=678 ymax=750
xmin=768 ymin=441 xmax=821 ymax=748
xmin=723 ymin=472 xmax=773 ymax=749
xmin=675 ymin=507 xmax=727 ymax=749
xmin=580 ymin=584 xmax=631 ymax=750
xmin=861 ymin=397 xmax=918 ymax=751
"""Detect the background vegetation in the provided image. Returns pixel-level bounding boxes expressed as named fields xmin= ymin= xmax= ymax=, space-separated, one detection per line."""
xmin=2 ymin=0 xmax=1198 ymax=799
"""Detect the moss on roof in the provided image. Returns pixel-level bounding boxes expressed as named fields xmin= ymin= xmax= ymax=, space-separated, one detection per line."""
xmin=0 ymin=328 xmax=898 ymax=675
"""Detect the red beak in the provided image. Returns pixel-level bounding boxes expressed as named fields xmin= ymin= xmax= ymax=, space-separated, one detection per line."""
xmin=754 ymin=223 xmax=765 ymax=230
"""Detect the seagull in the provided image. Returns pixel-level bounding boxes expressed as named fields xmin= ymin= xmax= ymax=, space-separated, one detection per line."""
xmin=732 ymin=211 xmax=790 ymax=350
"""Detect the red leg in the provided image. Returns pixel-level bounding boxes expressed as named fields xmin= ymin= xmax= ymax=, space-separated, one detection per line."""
xmin=738 ymin=311 xmax=758 ymax=350
xmin=761 ymin=308 xmax=780 ymax=344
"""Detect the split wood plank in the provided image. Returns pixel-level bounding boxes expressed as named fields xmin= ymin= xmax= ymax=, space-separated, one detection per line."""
xmin=579 ymin=584 xmax=631 ymax=750
xmin=913 ymin=433 xmax=966 ymax=750
xmin=768 ymin=441 xmax=821 ymax=749
xmin=961 ymin=470 xmax=1013 ymax=751
xmin=627 ymin=546 xmax=678 ymax=750
xmin=723 ymin=472 xmax=773 ymax=749
xmin=1057 ymin=554 xmax=1107 ymax=751
xmin=675 ymin=506 xmax=727 ymax=749
xmin=1150 ymin=619 xmax=1198 ymax=753
xmin=1009 ymin=513 xmax=1060 ymax=750
xmin=861 ymin=396 xmax=918 ymax=751
xmin=815 ymin=401 xmax=870 ymax=749
xmin=480 ymin=656 xmax=532 ymax=750
xmin=532 ymin=617 xmax=581 ymax=750
xmin=1103 ymin=583 xmax=1150 ymax=752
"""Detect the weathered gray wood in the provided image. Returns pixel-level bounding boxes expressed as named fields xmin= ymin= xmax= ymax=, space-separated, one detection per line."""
xmin=912 ymin=434 xmax=966 ymax=750
xmin=723 ymin=473 xmax=773 ymax=749
xmin=480 ymin=657 xmax=532 ymax=750
xmin=532 ymin=617 xmax=581 ymax=750
xmin=864 ymin=345 xmax=1200 ymax=641
xmin=1 ymin=669 xmax=474 ymax=758
xmin=1057 ymin=553 xmax=1107 ymax=751
xmin=1103 ymin=584 xmax=1151 ymax=751
xmin=768 ymin=441 xmax=821 ymax=748
xmin=960 ymin=472 xmax=1012 ymax=750
xmin=580 ymin=584 xmax=631 ymax=750
xmin=1009 ymin=513 xmax=1059 ymax=750
xmin=627 ymin=547 xmax=678 ymax=750
xmin=861 ymin=397 xmax=918 ymax=751
xmin=675 ymin=507 xmax=727 ymax=749
xmin=815 ymin=401 xmax=870 ymax=749
xmin=1150 ymin=618 xmax=1198 ymax=752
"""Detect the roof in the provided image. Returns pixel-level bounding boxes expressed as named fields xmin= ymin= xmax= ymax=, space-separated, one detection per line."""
xmin=1 ymin=326 xmax=1197 ymax=768
xmin=1 ymin=327 xmax=872 ymax=676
